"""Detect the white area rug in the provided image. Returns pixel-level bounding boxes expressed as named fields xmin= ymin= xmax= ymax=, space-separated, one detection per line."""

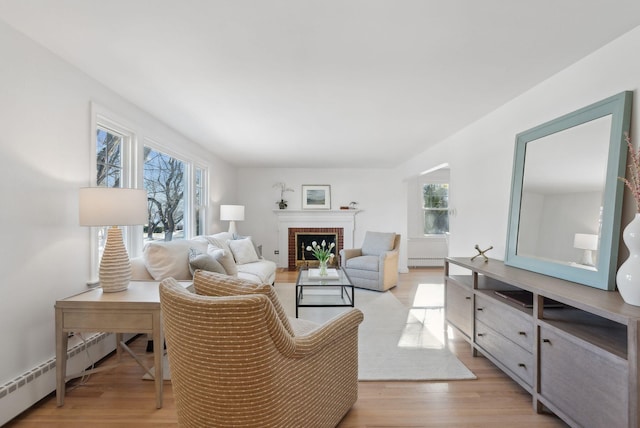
xmin=277 ymin=283 xmax=475 ymax=381
xmin=146 ymin=283 xmax=475 ymax=382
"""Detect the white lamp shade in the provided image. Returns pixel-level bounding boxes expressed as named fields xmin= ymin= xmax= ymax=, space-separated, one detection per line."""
xmin=220 ymin=205 xmax=245 ymax=221
xmin=79 ymin=187 xmax=148 ymax=226
xmin=573 ymin=233 xmax=599 ymax=251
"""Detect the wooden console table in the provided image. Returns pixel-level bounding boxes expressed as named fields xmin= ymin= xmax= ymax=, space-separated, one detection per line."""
xmin=445 ymin=257 xmax=640 ymax=428
xmin=55 ymin=280 xmax=190 ymax=409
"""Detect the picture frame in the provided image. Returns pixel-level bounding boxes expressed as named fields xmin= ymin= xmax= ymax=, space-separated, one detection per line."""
xmin=302 ymin=185 xmax=331 ymax=210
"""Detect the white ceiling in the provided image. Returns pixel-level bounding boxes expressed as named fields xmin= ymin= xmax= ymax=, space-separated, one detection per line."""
xmin=1 ymin=1 xmax=639 ymax=168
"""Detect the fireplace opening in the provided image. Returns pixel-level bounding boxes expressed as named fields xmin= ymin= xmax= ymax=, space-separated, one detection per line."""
xmin=288 ymin=228 xmax=344 ymax=270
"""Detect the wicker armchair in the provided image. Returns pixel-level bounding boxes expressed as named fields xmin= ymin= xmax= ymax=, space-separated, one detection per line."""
xmin=159 ymin=271 xmax=363 ymax=428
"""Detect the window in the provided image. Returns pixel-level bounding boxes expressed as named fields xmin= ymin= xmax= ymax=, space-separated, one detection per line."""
xmin=194 ymin=167 xmax=206 ymax=236
xmin=95 ymin=125 xmax=128 ymax=264
xmin=143 ymin=146 xmax=186 ymax=242
xmin=91 ymin=104 xmax=209 ymax=278
xmin=423 ymin=183 xmax=449 ymax=235
xmin=96 ymin=127 xmax=123 ymax=188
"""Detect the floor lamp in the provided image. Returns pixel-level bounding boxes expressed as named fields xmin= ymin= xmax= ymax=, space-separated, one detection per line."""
xmin=220 ymin=204 xmax=244 ymax=235
xmin=79 ymin=187 xmax=148 ymax=292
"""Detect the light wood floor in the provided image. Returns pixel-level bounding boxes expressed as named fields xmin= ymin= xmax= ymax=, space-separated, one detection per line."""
xmin=6 ymin=268 xmax=566 ymax=427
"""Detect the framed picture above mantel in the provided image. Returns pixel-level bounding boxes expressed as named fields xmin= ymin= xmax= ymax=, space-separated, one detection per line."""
xmin=302 ymin=185 xmax=331 ymax=210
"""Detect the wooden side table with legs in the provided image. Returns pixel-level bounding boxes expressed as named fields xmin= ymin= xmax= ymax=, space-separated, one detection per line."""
xmin=55 ymin=280 xmax=190 ymax=409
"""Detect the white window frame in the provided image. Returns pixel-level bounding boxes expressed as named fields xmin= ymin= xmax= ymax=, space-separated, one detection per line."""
xmin=193 ymin=164 xmax=208 ymax=237
xmin=420 ymin=181 xmax=449 ymax=236
xmin=90 ymin=103 xmax=210 ymax=284
xmin=90 ymin=109 xmax=140 ymax=284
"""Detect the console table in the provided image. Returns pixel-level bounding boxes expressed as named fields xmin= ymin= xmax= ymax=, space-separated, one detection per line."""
xmin=55 ymin=280 xmax=190 ymax=409
xmin=445 ymin=257 xmax=640 ymax=428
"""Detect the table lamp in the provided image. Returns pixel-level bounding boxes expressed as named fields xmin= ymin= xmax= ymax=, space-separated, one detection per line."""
xmin=79 ymin=187 xmax=148 ymax=292
xmin=220 ymin=204 xmax=244 ymax=234
xmin=573 ymin=233 xmax=598 ymax=266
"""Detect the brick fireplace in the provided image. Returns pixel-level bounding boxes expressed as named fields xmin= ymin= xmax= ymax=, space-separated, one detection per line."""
xmin=273 ymin=209 xmax=360 ymax=269
xmin=288 ymin=227 xmax=344 ymax=270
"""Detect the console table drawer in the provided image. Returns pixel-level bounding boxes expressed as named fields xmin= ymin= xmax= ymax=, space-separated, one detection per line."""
xmin=445 ymin=280 xmax=473 ymax=338
xmin=475 ymin=294 xmax=533 ymax=351
xmin=539 ymin=326 xmax=628 ymax=428
xmin=476 ymin=320 xmax=533 ymax=387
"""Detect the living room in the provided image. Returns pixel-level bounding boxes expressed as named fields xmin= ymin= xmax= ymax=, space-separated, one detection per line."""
xmin=2 ymin=1 xmax=640 ymax=426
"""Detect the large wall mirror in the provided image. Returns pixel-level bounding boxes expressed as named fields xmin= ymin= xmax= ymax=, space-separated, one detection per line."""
xmin=505 ymin=91 xmax=633 ymax=290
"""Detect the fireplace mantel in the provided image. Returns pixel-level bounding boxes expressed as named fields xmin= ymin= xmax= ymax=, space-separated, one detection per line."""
xmin=274 ymin=210 xmax=361 ymax=268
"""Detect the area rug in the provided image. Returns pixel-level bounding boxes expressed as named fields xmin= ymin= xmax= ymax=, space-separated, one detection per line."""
xmin=276 ymin=283 xmax=475 ymax=381
xmin=146 ymin=283 xmax=475 ymax=382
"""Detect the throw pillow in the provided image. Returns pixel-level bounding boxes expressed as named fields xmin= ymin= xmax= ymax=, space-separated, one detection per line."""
xmin=193 ymin=270 xmax=294 ymax=336
xmin=228 ymin=237 xmax=260 ymax=265
xmin=143 ymin=239 xmax=208 ymax=280
xmin=204 ymin=232 xmax=234 ymax=254
xmin=207 ymin=244 xmax=238 ymax=276
xmin=233 ymin=234 xmax=263 ymax=258
xmin=188 ymin=248 xmax=227 ymax=276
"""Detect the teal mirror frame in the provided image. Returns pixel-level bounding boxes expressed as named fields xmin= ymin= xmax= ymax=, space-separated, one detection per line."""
xmin=504 ymin=91 xmax=633 ymax=290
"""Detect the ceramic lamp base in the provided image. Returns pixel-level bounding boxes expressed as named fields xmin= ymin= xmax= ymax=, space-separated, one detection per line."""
xmin=99 ymin=226 xmax=132 ymax=293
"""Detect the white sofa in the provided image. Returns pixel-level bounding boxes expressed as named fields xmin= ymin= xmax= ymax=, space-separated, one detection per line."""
xmin=130 ymin=232 xmax=277 ymax=285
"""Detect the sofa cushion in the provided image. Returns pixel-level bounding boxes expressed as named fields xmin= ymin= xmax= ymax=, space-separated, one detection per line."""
xmin=188 ymin=248 xmax=227 ymax=276
xmin=193 ymin=270 xmax=294 ymax=336
xmin=228 ymin=237 xmax=260 ymax=265
xmin=361 ymin=232 xmax=396 ymax=256
xmin=207 ymin=244 xmax=238 ymax=276
xmin=237 ymin=259 xmax=277 ymax=284
xmin=143 ymin=239 xmax=208 ymax=280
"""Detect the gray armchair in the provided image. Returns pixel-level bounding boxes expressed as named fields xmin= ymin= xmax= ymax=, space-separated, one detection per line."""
xmin=340 ymin=231 xmax=401 ymax=291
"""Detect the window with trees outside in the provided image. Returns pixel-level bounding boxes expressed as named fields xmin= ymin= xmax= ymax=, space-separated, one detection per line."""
xmin=423 ymin=183 xmax=449 ymax=235
xmin=144 ymin=146 xmax=186 ymax=242
xmin=93 ymin=108 xmax=208 ymax=281
xmin=95 ymin=125 xmax=129 ymax=261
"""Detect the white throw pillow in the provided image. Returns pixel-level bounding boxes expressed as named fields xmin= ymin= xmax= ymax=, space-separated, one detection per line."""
xmin=207 ymin=244 xmax=238 ymax=276
xmin=143 ymin=239 xmax=207 ymax=280
xmin=228 ymin=237 xmax=260 ymax=265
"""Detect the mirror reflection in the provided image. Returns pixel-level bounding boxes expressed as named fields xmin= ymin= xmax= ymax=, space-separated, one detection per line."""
xmin=516 ymin=115 xmax=612 ymax=270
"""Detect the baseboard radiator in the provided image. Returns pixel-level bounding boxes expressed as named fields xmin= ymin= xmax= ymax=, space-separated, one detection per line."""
xmin=407 ymin=237 xmax=447 ymax=267
xmin=408 ymin=256 xmax=445 ymax=267
xmin=0 ymin=332 xmax=123 ymax=426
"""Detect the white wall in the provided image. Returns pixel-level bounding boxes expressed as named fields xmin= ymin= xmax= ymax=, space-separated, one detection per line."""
xmin=0 ymin=20 xmax=236 ymax=424
xmin=397 ymin=25 xmax=640 ymax=264
xmin=236 ymin=168 xmax=409 ymax=271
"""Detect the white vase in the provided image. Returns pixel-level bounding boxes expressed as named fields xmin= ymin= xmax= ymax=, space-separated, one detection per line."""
xmin=616 ymin=213 xmax=640 ymax=306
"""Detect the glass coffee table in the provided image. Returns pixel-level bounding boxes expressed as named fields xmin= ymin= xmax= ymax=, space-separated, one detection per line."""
xmin=295 ymin=267 xmax=355 ymax=318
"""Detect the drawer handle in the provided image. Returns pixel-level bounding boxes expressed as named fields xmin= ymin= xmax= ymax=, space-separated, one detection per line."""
xmin=518 ymin=363 xmax=526 ymax=368
xmin=476 ymin=307 xmax=484 ymax=311
xmin=542 ymin=339 xmax=551 ymax=344
xmin=477 ymin=333 xmax=485 ymax=337
xmin=518 ymin=331 xmax=527 ymax=336
xmin=465 ymin=296 xmax=471 ymax=300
